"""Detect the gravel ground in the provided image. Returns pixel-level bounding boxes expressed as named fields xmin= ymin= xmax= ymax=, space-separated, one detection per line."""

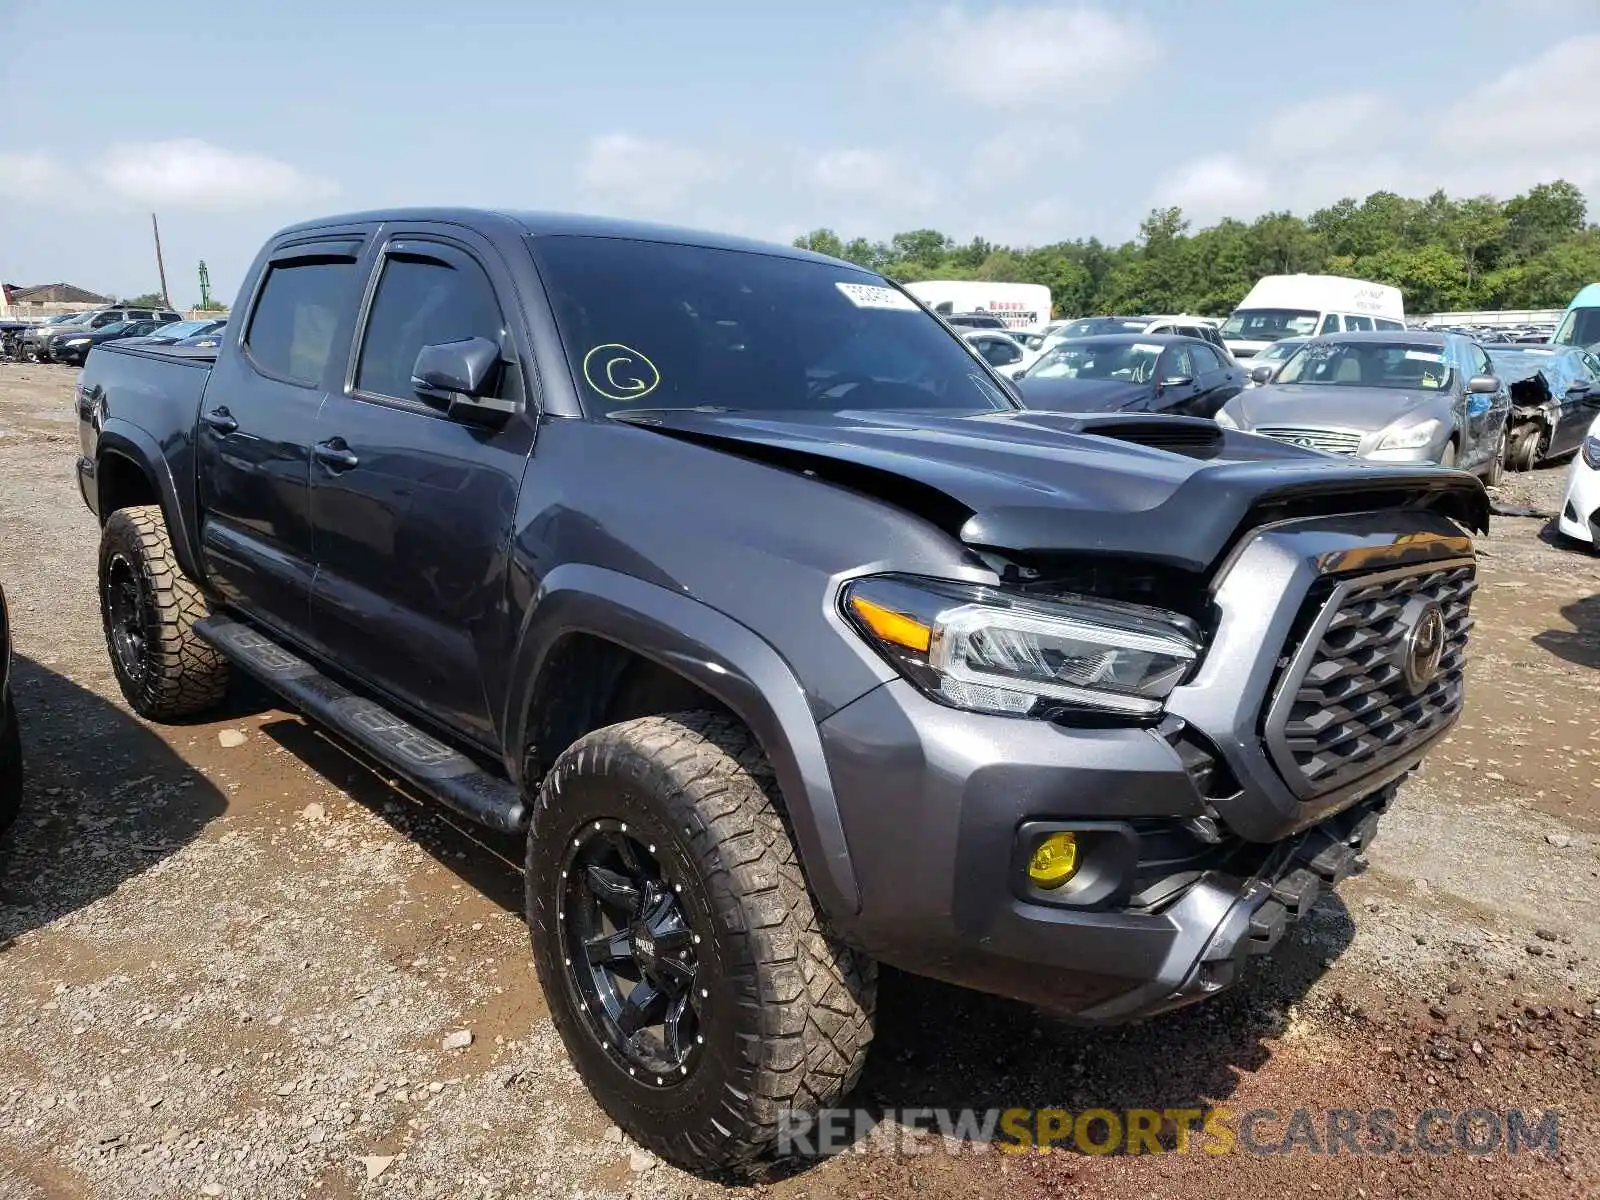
xmin=0 ymin=363 xmax=1596 ymax=1199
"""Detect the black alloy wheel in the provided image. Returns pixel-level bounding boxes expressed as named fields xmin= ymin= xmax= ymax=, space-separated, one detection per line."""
xmin=560 ymin=819 xmax=704 ymax=1086
xmin=104 ymin=553 xmax=148 ymax=687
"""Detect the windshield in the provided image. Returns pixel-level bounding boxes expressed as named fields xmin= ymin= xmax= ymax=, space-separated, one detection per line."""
xmin=1022 ymin=339 xmax=1161 ymax=383
xmin=1276 ymin=341 xmax=1454 ymax=391
xmin=1553 ymin=307 xmax=1600 ymax=350
xmin=94 ymin=321 xmax=132 ymax=336
xmin=1220 ymin=308 xmax=1320 ymax=341
xmin=530 ymin=236 xmax=1015 ymax=417
xmin=1257 ymin=340 xmax=1302 ymax=363
xmin=1045 ymin=317 xmax=1149 ymax=344
xmin=48 ymin=313 xmax=82 ymax=325
xmin=150 ymin=320 xmax=207 ymax=339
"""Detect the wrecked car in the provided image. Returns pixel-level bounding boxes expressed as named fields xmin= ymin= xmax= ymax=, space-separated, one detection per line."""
xmin=73 ymin=208 xmax=1489 ymax=1173
xmin=1485 ymin=345 xmax=1600 ymax=471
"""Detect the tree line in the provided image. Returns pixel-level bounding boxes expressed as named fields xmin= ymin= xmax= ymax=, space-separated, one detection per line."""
xmin=794 ymin=180 xmax=1600 ymax=319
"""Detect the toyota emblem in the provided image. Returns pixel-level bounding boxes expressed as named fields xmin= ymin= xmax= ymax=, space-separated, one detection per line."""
xmin=1400 ymin=600 xmax=1447 ymax=694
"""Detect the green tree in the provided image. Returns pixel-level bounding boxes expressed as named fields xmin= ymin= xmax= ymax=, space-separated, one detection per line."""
xmin=118 ymin=292 xmax=169 ymax=308
xmin=1503 ymin=181 xmax=1586 ymax=263
xmin=792 ymin=228 xmax=846 ymax=259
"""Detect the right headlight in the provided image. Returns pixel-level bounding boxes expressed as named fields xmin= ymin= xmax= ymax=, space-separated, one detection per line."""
xmin=842 ymin=574 xmax=1201 ymax=719
xmin=1583 ymin=435 xmax=1600 ymax=471
xmin=1377 ymin=418 xmax=1441 ymax=451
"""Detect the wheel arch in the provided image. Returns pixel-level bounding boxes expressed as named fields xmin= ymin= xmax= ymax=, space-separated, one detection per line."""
xmin=93 ymin=421 xmax=204 ymax=586
xmin=505 ymin=564 xmax=861 ymax=919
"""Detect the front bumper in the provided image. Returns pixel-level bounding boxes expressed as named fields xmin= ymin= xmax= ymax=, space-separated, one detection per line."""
xmin=817 ymin=512 xmax=1471 ymax=1021
xmin=1559 ymin=453 xmax=1600 ymax=544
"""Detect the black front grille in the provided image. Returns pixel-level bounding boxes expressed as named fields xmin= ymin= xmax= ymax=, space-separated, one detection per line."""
xmin=1265 ymin=562 xmax=1475 ymax=797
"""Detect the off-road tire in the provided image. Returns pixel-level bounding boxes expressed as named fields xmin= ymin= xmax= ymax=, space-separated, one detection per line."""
xmin=98 ymin=505 xmax=229 ymax=721
xmin=0 ymin=692 xmax=21 ymax=835
xmin=526 ymin=711 xmax=876 ymax=1174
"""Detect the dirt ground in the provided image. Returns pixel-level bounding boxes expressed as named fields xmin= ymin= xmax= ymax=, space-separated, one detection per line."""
xmin=0 ymin=363 xmax=1596 ymax=1199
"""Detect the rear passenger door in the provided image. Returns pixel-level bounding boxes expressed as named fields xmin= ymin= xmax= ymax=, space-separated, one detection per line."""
xmin=308 ymin=230 xmax=536 ymax=744
xmin=196 ymin=230 xmax=371 ymax=640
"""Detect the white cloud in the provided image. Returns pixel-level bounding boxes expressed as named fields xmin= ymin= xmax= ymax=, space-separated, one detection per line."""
xmin=1148 ymin=34 xmax=1600 ymax=226
xmin=0 ymin=141 xmax=336 ymax=209
xmin=1440 ymin=33 xmax=1600 ymax=144
xmin=0 ymin=153 xmax=72 ymax=201
xmin=809 ymin=148 xmax=935 ymax=205
xmin=1262 ymin=92 xmax=1389 ymax=155
xmin=93 ymin=139 xmax=337 ymax=208
xmin=894 ymin=5 xmax=1157 ymax=109
xmin=1151 ymin=156 xmax=1272 ymax=224
xmin=577 ymin=133 xmax=728 ymax=213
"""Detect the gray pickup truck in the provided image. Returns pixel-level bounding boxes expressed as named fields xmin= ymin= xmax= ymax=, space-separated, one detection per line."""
xmin=74 ymin=208 xmax=1486 ymax=1172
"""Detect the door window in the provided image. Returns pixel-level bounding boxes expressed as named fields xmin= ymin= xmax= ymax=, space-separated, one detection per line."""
xmin=246 ymin=257 xmax=361 ymax=385
xmin=1161 ymin=345 xmax=1197 ymax=380
xmin=1189 ymin=343 xmax=1222 ymax=373
xmin=1317 ymin=313 xmax=1342 ymax=335
xmin=1345 ymin=314 xmax=1374 ymax=332
xmin=355 ymin=250 xmax=510 ymax=402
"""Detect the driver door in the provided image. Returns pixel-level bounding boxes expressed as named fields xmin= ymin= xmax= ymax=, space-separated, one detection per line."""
xmin=307 ymin=231 xmax=536 ymax=745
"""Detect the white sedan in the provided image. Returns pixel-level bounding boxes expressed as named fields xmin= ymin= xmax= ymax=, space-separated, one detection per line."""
xmin=1557 ymin=410 xmax=1600 ymax=547
xmin=961 ymin=330 xmax=1037 ymax=378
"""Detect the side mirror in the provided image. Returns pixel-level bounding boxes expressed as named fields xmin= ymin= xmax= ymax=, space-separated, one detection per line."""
xmin=411 ymin=337 xmax=514 ymax=427
xmin=1158 ymin=374 xmax=1194 ymax=390
xmin=1249 ymin=364 xmax=1275 ymax=385
xmin=1467 ymin=373 xmax=1501 ymax=394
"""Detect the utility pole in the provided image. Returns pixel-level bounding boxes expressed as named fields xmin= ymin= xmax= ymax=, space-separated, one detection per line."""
xmin=151 ymin=213 xmax=171 ymax=309
xmin=198 ymin=260 xmax=212 ymax=310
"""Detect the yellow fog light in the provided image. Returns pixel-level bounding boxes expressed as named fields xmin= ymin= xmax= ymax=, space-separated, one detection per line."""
xmin=1027 ymin=832 xmax=1079 ymax=889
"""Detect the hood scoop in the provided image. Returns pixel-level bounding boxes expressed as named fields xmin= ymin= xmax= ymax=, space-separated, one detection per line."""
xmin=1017 ymin=412 xmax=1225 ymax=458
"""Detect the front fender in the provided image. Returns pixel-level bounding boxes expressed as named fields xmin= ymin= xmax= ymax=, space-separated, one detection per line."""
xmin=93 ymin=419 xmax=204 ymax=586
xmin=503 ymin=563 xmax=861 ymax=920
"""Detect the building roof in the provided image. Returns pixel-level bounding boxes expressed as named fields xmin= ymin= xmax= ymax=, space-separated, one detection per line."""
xmin=3 ymin=282 xmax=112 ymax=305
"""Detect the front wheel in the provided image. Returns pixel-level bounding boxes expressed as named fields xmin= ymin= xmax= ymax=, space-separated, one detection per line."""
xmin=98 ymin=505 xmax=229 ymax=721
xmin=1439 ymin=440 xmax=1458 ymax=469
xmin=526 ymin=712 xmax=875 ymax=1174
xmin=1484 ymin=429 xmax=1507 ymax=487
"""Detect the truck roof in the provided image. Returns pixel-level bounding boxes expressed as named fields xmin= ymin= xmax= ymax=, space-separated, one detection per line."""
xmin=1565 ymin=282 xmax=1600 ymax=310
xmin=1236 ymin=274 xmax=1404 ymax=319
xmin=272 ymin=207 xmax=851 ymax=269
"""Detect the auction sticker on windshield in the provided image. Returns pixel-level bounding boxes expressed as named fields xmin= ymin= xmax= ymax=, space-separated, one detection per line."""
xmin=836 ymin=282 xmax=919 ymax=311
xmin=1403 ymin=350 xmax=1446 ymax=362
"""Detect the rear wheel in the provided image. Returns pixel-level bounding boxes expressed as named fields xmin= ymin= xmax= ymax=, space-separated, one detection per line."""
xmin=98 ymin=505 xmax=229 ymax=721
xmin=526 ymin=712 xmax=876 ymax=1174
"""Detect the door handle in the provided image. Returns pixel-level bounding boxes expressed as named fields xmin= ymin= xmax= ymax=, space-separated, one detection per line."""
xmin=202 ymin=407 xmax=238 ymax=435
xmin=314 ymin=438 xmax=360 ymax=472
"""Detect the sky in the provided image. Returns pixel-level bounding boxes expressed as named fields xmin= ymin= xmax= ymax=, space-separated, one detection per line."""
xmin=2 ymin=0 xmax=1599 ymax=305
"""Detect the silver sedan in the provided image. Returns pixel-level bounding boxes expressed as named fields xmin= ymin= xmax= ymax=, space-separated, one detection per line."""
xmin=1217 ymin=332 xmax=1511 ymax=482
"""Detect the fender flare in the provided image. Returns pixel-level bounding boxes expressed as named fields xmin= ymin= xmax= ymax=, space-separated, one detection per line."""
xmin=94 ymin=419 xmax=204 ymax=585
xmin=502 ymin=563 xmax=861 ymax=919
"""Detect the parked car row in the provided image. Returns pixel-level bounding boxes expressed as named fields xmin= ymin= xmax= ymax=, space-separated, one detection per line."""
xmin=21 ymin=311 xmax=227 ymax=364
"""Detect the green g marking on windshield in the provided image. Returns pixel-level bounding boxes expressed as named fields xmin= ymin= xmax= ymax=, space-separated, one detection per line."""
xmin=582 ymin=343 xmax=661 ymax=402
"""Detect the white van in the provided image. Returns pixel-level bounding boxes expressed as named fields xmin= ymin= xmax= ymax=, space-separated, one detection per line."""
xmin=1220 ymin=275 xmax=1404 ymax=359
xmin=904 ymin=280 xmax=1052 ymax=333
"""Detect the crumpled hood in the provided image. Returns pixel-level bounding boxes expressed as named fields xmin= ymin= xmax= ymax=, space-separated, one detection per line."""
xmin=1015 ymin=376 xmax=1147 ymax=412
xmin=615 ymin=407 xmax=1489 ymax=572
xmin=1232 ymin=384 xmax=1443 ymax=431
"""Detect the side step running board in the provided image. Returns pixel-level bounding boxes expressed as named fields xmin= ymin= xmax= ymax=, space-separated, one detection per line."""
xmin=195 ymin=615 xmax=526 ymax=834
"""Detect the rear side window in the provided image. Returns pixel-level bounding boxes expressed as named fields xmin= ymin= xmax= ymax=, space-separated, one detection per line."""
xmin=355 ymin=251 xmax=510 ymax=402
xmin=245 ymin=257 xmax=360 ymax=385
xmin=1345 ymin=314 xmax=1374 ymax=332
xmin=1317 ymin=313 xmax=1342 ymax=335
xmin=1375 ymin=318 xmax=1405 ymax=331
xmin=1190 ymin=343 xmax=1222 ymax=372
